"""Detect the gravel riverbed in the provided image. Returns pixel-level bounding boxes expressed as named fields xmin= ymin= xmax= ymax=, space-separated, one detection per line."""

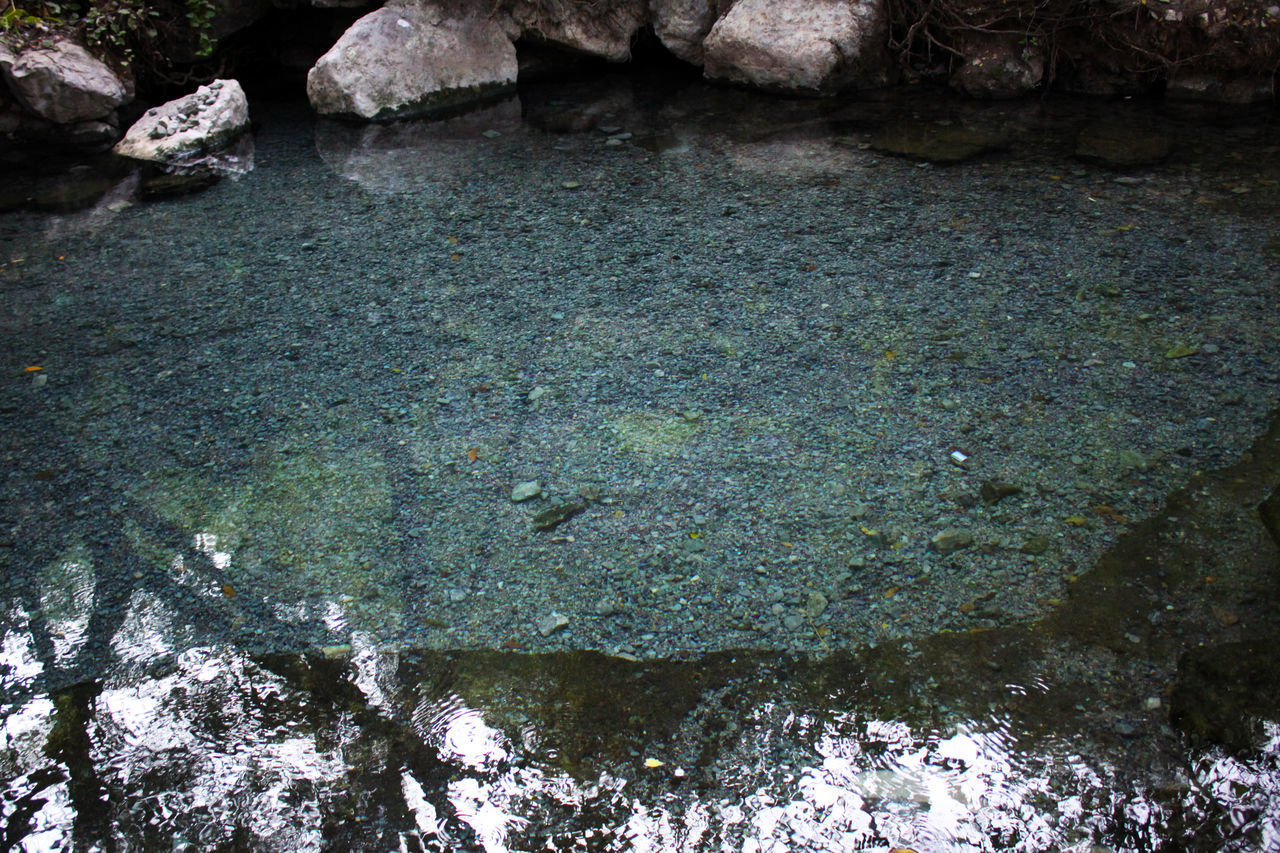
xmin=2 ymin=78 xmax=1278 ymax=660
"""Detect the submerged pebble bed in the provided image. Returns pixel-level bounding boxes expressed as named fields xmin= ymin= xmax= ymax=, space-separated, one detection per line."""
xmin=2 ymin=79 xmax=1278 ymax=659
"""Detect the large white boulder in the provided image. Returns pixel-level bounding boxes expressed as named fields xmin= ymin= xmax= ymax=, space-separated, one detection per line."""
xmin=114 ymin=79 xmax=250 ymax=163
xmin=702 ymin=0 xmax=891 ymax=94
xmin=306 ymin=3 xmax=517 ymax=121
xmin=3 ymin=38 xmax=129 ymax=124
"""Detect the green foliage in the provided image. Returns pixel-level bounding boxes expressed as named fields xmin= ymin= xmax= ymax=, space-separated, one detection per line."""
xmin=82 ymin=0 xmax=159 ymax=62
xmin=0 ymin=1 xmax=62 ymax=33
xmin=185 ymin=0 xmax=215 ymax=58
xmin=2 ymin=0 xmax=217 ymax=66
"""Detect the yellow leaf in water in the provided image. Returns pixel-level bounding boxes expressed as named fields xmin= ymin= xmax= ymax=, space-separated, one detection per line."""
xmin=643 ymin=758 xmax=664 ymax=768
xmin=446 ymin=236 xmax=458 ymax=244
xmin=1064 ymin=516 xmax=1088 ymax=526
xmin=23 ymin=366 xmax=42 ymax=372
xmin=221 ymin=584 xmax=237 ymax=598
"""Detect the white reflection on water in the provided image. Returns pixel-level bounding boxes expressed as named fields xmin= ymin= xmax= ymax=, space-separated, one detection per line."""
xmin=1 ymin=590 xmax=1278 ymax=852
xmin=39 ymin=548 xmax=94 ymax=666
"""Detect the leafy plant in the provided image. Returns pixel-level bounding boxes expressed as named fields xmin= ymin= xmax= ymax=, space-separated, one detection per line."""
xmin=0 ymin=1 xmax=62 ymax=33
xmin=82 ymin=0 xmax=159 ymax=61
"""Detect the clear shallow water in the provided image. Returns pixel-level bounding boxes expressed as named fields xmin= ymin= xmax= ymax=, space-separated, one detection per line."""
xmin=1 ymin=75 xmax=1279 ymax=849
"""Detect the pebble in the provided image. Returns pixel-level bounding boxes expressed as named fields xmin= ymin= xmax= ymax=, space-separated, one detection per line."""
xmin=537 ymin=613 xmax=569 ymax=636
xmin=1020 ymin=535 xmax=1051 ymax=555
xmin=930 ymin=528 xmax=974 ymax=555
xmin=980 ymin=480 xmax=1022 ymax=505
xmin=805 ymin=591 xmax=828 ymax=619
xmin=783 ymin=613 xmax=805 ymax=631
xmin=511 ymin=481 xmax=542 ymax=502
xmin=533 ymin=499 xmax=586 ymax=531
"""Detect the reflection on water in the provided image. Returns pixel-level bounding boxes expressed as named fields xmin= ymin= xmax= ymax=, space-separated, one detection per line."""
xmin=1 ymin=604 xmax=1278 ymax=851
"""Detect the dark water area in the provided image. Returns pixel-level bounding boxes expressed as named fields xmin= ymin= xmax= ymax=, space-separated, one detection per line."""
xmin=1 ymin=74 xmax=1279 ymax=849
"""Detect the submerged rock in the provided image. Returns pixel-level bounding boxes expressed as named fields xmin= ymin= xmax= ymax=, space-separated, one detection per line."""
xmin=3 ymin=38 xmax=129 ymax=125
xmin=930 ymin=528 xmax=975 ymax=555
xmin=307 ymin=4 xmax=517 ymax=121
xmin=703 ymin=0 xmax=891 ymax=94
xmin=533 ymin=499 xmax=586 ymax=531
xmin=868 ymin=121 xmax=1006 ymax=163
xmin=1074 ymin=122 xmax=1172 ymax=168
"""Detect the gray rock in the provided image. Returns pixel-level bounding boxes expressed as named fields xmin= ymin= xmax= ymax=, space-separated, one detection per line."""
xmin=507 ymin=0 xmax=647 ymax=62
xmin=4 ymin=39 xmax=129 ymax=124
xmin=651 ymin=0 xmax=724 ymax=64
xmin=1165 ymin=73 xmax=1273 ymax=105
xmin=537 ymin=613 xmax=569 ymax=636
xmin=533 ymin=499 xmax=585 ymax=531
xmin=980 ymin=480 xmax=1023 ymax=505
xmin=307 ymin=4 xmax=517 ymax=121
xmin=929 ymin=528 xmax=974 ymax=555
xmin=950 ymin=32 xmax=1044 ymax=99
xmin=1020 ymin=535 xmax=1050 ymax=555
xmin=805 ymin=591 xmax=828 ymax=619
xmin=703 ymin=0 xmax=891 ymax=94
xmin=511 ymin=481 xmax=542 ymax=502
xmin=115 ymin=79 xmax=250 ymax=164
xmin=782 ymin=613 xmax=805 ymax=631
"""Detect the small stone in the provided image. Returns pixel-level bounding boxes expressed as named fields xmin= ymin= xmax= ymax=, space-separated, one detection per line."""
xmin=1144 ymin=696 xmax=1162 ymax=711
xmin=1164 ymin=344 xmax=1199 ymax=359
xmin=319 ymin=644 xmax=352 ymax=659
xmin=511 ymin=481 xmax=542 ymax=502
xmin=1200 ymin=343 xmax=1220 ymax=354
xmin=980 ymin=480 xmax=1022 ymax=505
xmin=448 ymin=588 xmax=467 ymax=602
xmin=482 ymin=129 xmax=502 ymax=138
xmin=533 ymin=499 xmax=585 ymax=531
xmin=929 ymin=528 xmax=974 ymax=555
xmin=537 ymin=613 xmax=569 ymax=636
xmin=1114 ymin=720 xmax=1141 ymax=738
xmin=1020 ymin=535 xmax=1050 ymax=555
xmin=782 ymin=613 xmax=805 ymax=631
xmin=593 ymin=599 xmax=620 ymax=616
xmin=561 ymin=181 xmax=582 ymax=190
xmin=805 ymin=591 xmax=828 ymax=619
xmin=528 ymin=385 xmax=550 ymax=402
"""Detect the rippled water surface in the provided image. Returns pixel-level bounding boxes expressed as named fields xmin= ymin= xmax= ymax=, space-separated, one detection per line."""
xmin=1 ymin=73 xmax=1279 ymax=849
